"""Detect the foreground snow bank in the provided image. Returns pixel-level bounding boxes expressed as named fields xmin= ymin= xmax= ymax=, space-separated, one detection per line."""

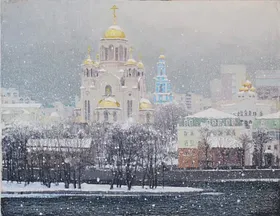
xmin=2 ymin=181 xmax=203 ymax=193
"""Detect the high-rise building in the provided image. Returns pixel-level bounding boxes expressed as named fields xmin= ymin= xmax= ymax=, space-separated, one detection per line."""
xmin=153 ymin=55 xmax=173 ymax=104
xmin=210 ymin=79 xmax=222 ymax=103
xmin=220 ymin=65 xmax=246 ymax=100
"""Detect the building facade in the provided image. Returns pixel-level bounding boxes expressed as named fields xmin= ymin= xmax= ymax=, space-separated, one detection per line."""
xmin=177 ymin=108 xmax=245 ymax=168
xmin=77 ymin=6 xmax=153 ymax=124
xmin=253 ymin=111 xmax=280 ymax=166
xmin=153 ymin=55 xmax=173 ymax=104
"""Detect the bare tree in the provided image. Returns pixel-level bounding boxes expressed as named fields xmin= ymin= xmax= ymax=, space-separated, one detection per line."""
xmin=198 ymin=125 xmax=213 ymax=169
xmin=238 ymin=132 xmax=252 ymax=168
xmin=252 ymin=129 xmax=270 ymax=168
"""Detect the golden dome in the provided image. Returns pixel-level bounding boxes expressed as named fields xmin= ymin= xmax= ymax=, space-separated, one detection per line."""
xmin=125 ymin=58 xmax=137 ymax=66
xmin=159 ymin=55 xmax=165 ymax=59
xmin=104 ymin=25 xmax=126 ymax=39
xmin=243 ymin=80 xmax=252 ymax=88
xmin=137 ymin=61 xmax=144 ymax=69
xmin=243 ymin=86 xmax=249 ymax=92
xmin=83 ymin=56 xmax=94 ymax=65
xmin=250 ymin=86 xmax=256 ymax=92
xmin=98 ymin=97 xmax=120 ymax=108
xmin=139 ymin=98 xmax=153 ymax=110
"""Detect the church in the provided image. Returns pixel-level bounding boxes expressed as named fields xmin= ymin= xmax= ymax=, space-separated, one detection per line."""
xmin=75 ymin=5 xmax=154 ymax=125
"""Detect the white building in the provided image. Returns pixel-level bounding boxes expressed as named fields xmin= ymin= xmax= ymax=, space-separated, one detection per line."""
xmin=77 ymin=5 xmax=153 ymax=124
xmin=185 ymin=92 xmax=211 ymax=115
xmin=217 ymin=80 xmax=275 ymax=128
xmin=1 ymin=88 xmax=35 ymax=104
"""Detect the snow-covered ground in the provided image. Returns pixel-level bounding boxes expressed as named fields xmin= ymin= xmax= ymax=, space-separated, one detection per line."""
xmin=1 ymin=181 xmax=203 ymax=194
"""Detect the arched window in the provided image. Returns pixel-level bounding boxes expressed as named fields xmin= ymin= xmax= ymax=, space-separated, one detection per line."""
xmin=146 ymin=113 xmax=151 ymax=124
xmin=105 ymin=85 xmax=112 ymax=96
xmin=105 ymin=48 xmax=108 ymax=60
xmin=212 ymin=120 xmax=217 ymax=126
xmin=104 ymin=111 xmax=109 ymax=122
xmin=115 ymin=47 xmax=119 ymax=61
xmin=133 ymin=69 xmax=136 ymax=77
xmin=249 ymin=111 xmax=251 ymax=116
xmin=249 ymin=120 xmax=252 ymax=125
xmin=244 ymin=110 xmax=247 ymax=116
xmin=87 ymin=100 xmax=91 ymax=121
xmin=119 ymin=45 xmax=124 ymax=61
xmin=124 ymin=48 xmax=127 ymax=60
xmin=113 ymin=111 xmax=117 ymax=122
xmin=159 ymin=84 xmax=164 ymax=93
xmin=226 ymin=119 xmax=230 ymax=126
xmin=96 ymin=111 xmax=100 ymax=121
xmin=137 ymin=72 xmax=140 ymax=76
xmin=108 ymin=45 xmax=114 ymax=60
xmin=86 ymin=69 xmax=89 ymax=77
xmin=84 ymin=100 xmax=88 ymax=121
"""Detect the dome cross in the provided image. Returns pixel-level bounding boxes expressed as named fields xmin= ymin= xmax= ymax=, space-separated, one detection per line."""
xmin=111 ymin=5 xmax=118 ymax=25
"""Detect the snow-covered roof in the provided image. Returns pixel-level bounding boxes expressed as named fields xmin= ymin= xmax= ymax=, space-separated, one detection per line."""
xmin=140 ymin=98 xmax=151 ymax=104
xmin=2 ymin=103 xmax=42 ymax=108
xmin=50 ymin=112 xmax=60 ymax=118
xmin=188 ymin=108 xmax=238 ymax=119
xmin=256 ymin=111 xmax=280 ymax=119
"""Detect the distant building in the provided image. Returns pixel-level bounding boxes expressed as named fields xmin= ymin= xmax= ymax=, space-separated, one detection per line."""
xmin=153 ymin=55 xmax=173 ymax=104
xmin=210 ymin=79 xmax=222 ymax=103
xmin=217 ymin=80 xmax=275 ymax=128
xmin=253 ymin=111 xmax=280 ymax=167
xmin=255 ymin=70 xmax=280 ymax=100
xmin=1 ymin=88 xmax=35 ymax=104
xmin=177 ymin=108 xmax=245 ymax=169
xmin=184 ymin=92 xmax=211 ymax=115
xmin=220 ymin=65 xmax=247 ymax=101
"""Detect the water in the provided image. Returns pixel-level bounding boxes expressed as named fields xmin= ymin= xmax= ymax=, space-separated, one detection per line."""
xmin=2 ymin=182 xmax=280 ymax=216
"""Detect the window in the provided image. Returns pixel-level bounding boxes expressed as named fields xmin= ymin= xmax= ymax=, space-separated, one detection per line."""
xmin=113 ymin=111 xmax=117 ymax=122
xmin=105 ymin=85 xmax=112 ymax=96
xmin=184 ymin=140 xmax=188 ymax=146
xmin=274 ymin=145 xmax=278 ymax=150
xmin=231 ymin=119 xmax=236 ymax=126
xmin=115 ymin=47 xmax=119 ymax=61
xmin=184 ymin=120 xmax=188 ymax=127
xmin=260 ymin=111 xmax=263 ymax=116
xmin=105 ymin=48 xmax=108 ymax=60
xmin=189 ymin=120 xmax=193 ymax=126
xmin=86 ymin=69 xmax=89 ymax=77
xmin=248 ymin=111 xmax=251 ymax=116
xmin=184 ymin=131 xmax=188 ymax=136
xmin=244 ymin=110 xmax=247 ymax=116
xmin=226 ymin=119 xmax=230 ymax=126
xmin=159 ymin=84 xmax=164 ymax=93
xmin=212 ymin=120 xmax=217 ymax=126
xmin=119 ymin=45 xmax=123 ymax=61
xmin=146 ymin=113 xmax=151 ymax=123
xmin=190 ymin=131 xmax=194 ymax=136
xmin=253 ymin=112 xmax=257 ymax=116
xmin=218 ymin=120 xmax=222 ymax=126
xmin=87 ymin=100 xmax=91 ymax=121
xmin=104 ymin=111 xmax=109 ymax=122
xmin=124 ymin=48 xmax=127 ymax=60
xmin=127 ymin=100 xmax=132 ymax=117
xmin=84 ymin=100 xmax=88 ymax=121
xmin=108 ymin=45 xmax=114 ymax=60
xmin=268 ymin=145 xmax=271 ymax=150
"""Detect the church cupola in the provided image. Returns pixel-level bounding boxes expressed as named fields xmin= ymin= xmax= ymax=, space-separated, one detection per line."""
xmin=83 ymin=46 xmax=94 ymax=67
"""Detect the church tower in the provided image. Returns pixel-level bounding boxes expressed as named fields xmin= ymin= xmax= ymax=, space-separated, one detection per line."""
xmin=78 ymin=5 xmax=153 ymax=124
xmin=153 ymin=54 xmax=173 ymax=104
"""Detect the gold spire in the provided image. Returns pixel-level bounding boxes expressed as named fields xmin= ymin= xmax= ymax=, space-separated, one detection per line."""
xmin=111 ymin=5 xmax=118 ymax=25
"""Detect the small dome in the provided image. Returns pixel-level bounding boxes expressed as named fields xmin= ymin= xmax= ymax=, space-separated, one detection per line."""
xmin=137 ymin=61 xmax=144 ymax=69
xmin=125 ymin=58 xmax=137 ymax=66
xmin=98 ymin=97 xmax=120 ymax=108
xmin=139 ymin=98 xmax=153 ymax=110
xmin=243 ymin=86 xmax=249 ymax=92
xmin=239 ymin=87 xmax=246 ymax=92
xmin=243 ymin=80 xmax=252 ymax=88
xmin=159 ymin=55 xmax=165 ymax=59
xmin=104 ymin=25 xmax=126 ymax=39
xmin=83 ymin=56 xmax=94 ymax=65
xmin=250 ymin=86 xmax=256 ymax=92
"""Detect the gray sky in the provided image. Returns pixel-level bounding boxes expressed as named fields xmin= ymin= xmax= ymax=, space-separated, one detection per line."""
xmin=2 ymin=0 xmax=280 ymax=104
